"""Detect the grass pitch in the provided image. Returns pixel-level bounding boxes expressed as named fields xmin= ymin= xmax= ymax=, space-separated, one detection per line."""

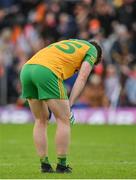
xmin=0 ymin=124 xmax=136 ymax=179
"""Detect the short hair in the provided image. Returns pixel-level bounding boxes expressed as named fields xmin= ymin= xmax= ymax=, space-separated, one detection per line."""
xmin=89 ymin=41 xmax=102 ymax=65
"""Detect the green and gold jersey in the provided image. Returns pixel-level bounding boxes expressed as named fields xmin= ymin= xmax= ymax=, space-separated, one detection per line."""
xmin=26 ymin=39 xmax=97 ymax=80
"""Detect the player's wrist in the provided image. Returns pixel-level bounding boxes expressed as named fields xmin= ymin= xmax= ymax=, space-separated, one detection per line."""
xmin=69 ymin=98 xmax=74 ymax=108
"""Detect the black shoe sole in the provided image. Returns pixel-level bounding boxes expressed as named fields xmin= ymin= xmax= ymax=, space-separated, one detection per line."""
xmin=41 ymin=170 xmax=54 ymax=173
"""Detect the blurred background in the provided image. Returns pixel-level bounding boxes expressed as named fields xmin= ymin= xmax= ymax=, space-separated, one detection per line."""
xmin=0 ymin=0 xmax=136 ymax=124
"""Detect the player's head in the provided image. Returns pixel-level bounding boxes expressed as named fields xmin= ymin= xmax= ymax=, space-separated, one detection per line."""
xmin=89 ymin=41 xmax=102 ymax=65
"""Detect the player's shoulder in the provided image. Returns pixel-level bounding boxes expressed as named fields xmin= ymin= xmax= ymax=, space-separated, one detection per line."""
xmin=46 ymin=39 xmax=91 ymax=47
xmin=69 ymin=39 xmax=98 ymax=54
xmin=68 ymin=39 xmax=91 ymax=47
xmin=53 ymin=39 xmax=90 ymax=46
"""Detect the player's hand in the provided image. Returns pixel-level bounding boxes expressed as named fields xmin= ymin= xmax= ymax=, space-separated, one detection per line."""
xmin=70 ymin=111 xmax=75 ymax=125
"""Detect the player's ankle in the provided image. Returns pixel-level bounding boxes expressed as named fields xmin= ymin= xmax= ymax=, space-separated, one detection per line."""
xmin=40 ymin=156 xmax=50 ymax=164
xmin=57 ymin=155 xmax=67 ymax=166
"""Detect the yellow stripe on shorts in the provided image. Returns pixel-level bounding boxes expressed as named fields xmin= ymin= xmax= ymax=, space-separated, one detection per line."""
xmin=58 ymin=79 xmax=65 ymax=98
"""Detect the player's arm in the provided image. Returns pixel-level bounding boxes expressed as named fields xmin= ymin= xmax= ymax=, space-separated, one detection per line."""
xmin=69 ymin=61 xmax=92 ymax=107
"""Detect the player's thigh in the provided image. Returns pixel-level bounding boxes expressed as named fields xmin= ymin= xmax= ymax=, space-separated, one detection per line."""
xmin=46 ymin=99 xmax=70 ymax=123
xmin=28 ymin=99 xmax=49 ymax=122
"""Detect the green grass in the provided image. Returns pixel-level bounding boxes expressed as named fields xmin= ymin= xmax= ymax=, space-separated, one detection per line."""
xmin=0 ymin=124 xmax=136 ymax=179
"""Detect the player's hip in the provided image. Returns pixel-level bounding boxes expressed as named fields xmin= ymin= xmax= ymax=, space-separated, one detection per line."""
xmin=20 ymin=64 xmax=68 ymax=100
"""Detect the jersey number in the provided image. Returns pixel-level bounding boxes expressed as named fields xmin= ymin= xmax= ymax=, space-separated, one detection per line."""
xmin=48 ymin=41 xmax=82 ymax=54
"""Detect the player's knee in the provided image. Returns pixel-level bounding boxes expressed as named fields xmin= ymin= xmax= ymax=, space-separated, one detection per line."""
xmin=43 ymin=111 xmax=50 ymax=120
xmin=57 ymin=112 xmax=71 ymax=125
xmin=35 ymin=118 xmax=48 ymax=126
xmin=35 ymin=110 xmax=49 ymax=121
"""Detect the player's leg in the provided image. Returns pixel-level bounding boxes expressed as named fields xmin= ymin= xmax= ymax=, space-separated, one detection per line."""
xmin=26 ymin=64 xmax=72 ymax=172
xmin=45 ymin=99 xmax=72 ymax=173
xmin=28 ymin=99 xmax=53 ymax=172
xmin=28 ymin=99 xmax=48 ymax=158
xmin=20 ymin=64 xmax=53 ymax=172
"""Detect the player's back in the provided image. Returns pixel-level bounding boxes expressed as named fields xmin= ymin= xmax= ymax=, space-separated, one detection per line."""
xmin=26 ymin=39 xmax=95 ymax=79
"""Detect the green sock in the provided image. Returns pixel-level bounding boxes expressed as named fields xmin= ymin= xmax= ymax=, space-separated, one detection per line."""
xmin=58 ymin=155 xmax=66 ymax=166
xmin=40 ymin=156 xmax=49 ymax=164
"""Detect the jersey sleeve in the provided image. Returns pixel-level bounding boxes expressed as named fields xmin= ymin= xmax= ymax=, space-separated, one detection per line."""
xmin=83 ymin=44 xmax=98 ymax=67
